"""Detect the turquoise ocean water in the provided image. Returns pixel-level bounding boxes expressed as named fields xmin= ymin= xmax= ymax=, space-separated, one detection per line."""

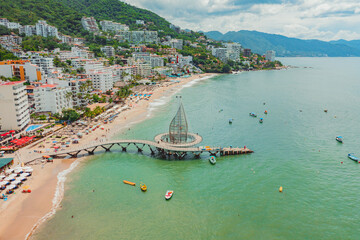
xmin=33 ymin=58 xmax=360 ymax=239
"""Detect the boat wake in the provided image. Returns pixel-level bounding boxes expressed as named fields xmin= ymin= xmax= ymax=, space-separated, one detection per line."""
xmin=25 ymin=159 xmax=81 ymax=240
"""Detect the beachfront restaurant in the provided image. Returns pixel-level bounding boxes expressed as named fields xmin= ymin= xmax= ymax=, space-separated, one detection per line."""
xmin=0 ymin=158 xmax=14 ymax=172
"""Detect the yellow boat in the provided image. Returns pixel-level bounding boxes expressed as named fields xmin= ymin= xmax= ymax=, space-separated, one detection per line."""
xmin=123 ymin=180 xmax=136 ymax=186
xmin=140 ymin=183 xmax=147 ymax=192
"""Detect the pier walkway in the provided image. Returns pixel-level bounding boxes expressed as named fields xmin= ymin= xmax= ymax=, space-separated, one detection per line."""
xmin=24 ymin=139 xmax=253 ymax=164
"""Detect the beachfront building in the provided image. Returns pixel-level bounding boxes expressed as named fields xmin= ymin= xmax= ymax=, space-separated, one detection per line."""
xmin=100 ymin=20 xmax=129 ymax=32
xmin=266 ymin=50 xmax=276 ymax=61
xmin=0 ymin=81 xmax=30 ymax=131
xmin=33 ymin=84 xmax=73 ymax=113
xmin=131 ymin=52 xmax=164 ymax=68
xmin=152 ymin=66 xmax=173 ymax=76
xmin=69 ymin=79 xmax=92 ymax=108
xmin=224 ymin=42 xmax=242 ymax=61
xmin=0 ymin=60 xmax=42 ymax=82
xmin=81 ymin=17 xmax=99 ymax=33
xmin=112 ymin=66 xmax=133 ymax=82
xmin=101 ymin=46 xmax=115 ymax=58
xmin=212 ymin=48 xmax=228 ymax=62
xmin=88 ymin=71 xmax=114 ymax=92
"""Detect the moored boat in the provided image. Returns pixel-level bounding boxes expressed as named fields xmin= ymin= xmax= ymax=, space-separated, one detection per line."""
xmin=123 ymin=180 xmax=136 ymax=186
xmin=165 ymin=190 xmax=174 ymax=200
xmin=264 ymin=110 xmax=268 ymax=114
xmin=140 ymin=183 xmax=147 ymax=192
xmin=348 ymin=153 xmax=359 ymax=163
xmin=209 ymin=156 xmax=216 ymax=165
xmin=249 ymin=112 xmax=257 ymax=117
xmin=259 ymin=118 xmax=263 ymax=123
xmin=336 ymin=136 xmax=343 ymax=143
xmin=229 ymin=118 xmax=233 ymax=124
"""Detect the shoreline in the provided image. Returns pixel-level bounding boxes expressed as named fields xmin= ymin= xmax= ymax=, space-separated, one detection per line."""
xmin=0 ymin=73 xmax=218 ymax=240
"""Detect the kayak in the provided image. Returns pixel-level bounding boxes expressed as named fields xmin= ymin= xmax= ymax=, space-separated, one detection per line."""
xmin=140 ymin=183 xmax=147 ymax=192
xmin=165 ymin=190 xmax=174 ymax=200
xmin=123 ymin=180 xmax=136 ymax=186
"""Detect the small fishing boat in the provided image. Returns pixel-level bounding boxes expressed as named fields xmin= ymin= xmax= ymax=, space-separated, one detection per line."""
xmin=259 ymin=118 xmax=263 ymax=123
xmin=348 ymin=153 xmax=359 ymax=163
xmin=336 ymin=136 xmax=343 ymax=143
xmin=123 ymin=180 xmax=136 ymax=186
xmin=140 ymin=183 xmax=147 ymax=192
xmin=249 ymin=112 xmax=257 ymax=117
xmin=165 ymin=190 xmax=174 ymax=200
xmin=264 ymin=110 xmax=268 ymax=114
xmin=209 ymin=156 xmax=216 ymax=165
xmin=229 ymin=118 xmax=233 ymax=124
xmin=324 ymin=109 xmax=328 ymax=113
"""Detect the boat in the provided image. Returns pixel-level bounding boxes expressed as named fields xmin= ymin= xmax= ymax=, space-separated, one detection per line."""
xmin=336 ymin=136 xmax=343 ymax=143
xmin=165 ymin=190 xmax=174 ymax=200
xmin=264 ymin=110 xmax=268 ymax=114
xmin=259 ymin=118 xmax=263 ymax=123
xmin=249 ymin=112 xmax=257 ymax=117
xmin=229 ymin=118 xmax=233 ymax=124
xmin=140 ymin=183 xmax=147 ymax=192
xmin=209 ymin=156 xmax=216 ymax=165
xmin=324 ymin=109 xmax=328 ymax=113
xmin=348 ymin=153 xmax=359 ymax=163
xmin=123 ymin=180 xmax=136 ymax=186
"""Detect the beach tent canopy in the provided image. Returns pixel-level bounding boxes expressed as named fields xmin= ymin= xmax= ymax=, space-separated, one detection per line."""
xmin=0 ymin=158 xmax=14 ymax=170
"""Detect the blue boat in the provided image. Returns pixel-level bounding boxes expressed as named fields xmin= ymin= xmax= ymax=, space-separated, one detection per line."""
xmin=249 ymin=112 xmax=257 ymax=117
xmin=348 ymin=153 xmax=359 ymax=163
xmin=259 ymin=118 xmax=263 ymax=123
xmin=336 ymin=136 xmax=343 ymax=143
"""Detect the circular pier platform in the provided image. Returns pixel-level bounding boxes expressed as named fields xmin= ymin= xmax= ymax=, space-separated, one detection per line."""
xmin=154 ymin=133 xmax=203 ymax=148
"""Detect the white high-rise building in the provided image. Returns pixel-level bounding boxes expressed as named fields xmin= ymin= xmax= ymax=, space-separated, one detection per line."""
xmin=88 ymin=71 xmax=114 ymax=92
xmin=35 ymin=20 xmax=59 ymax=39
xmin=265 ymin=50 xmax=276 ymax=62
xmin=81 ymin=17 xmax=99 ymax=33
xmin=100 ymin=20 xmax=129 ymax=32
xmin=0 ymin=81 xmax=30 ymax=131
xmin=101 ymin=46 xmax=115 ymax=58
xmin=34 ymin=84 xmax=73 ymax=113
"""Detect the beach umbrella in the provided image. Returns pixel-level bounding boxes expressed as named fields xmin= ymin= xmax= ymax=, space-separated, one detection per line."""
xmin=9 ymin=130 xmax=15 ymax=133
xmin=22 ymin=185 xmax=30 ymax=190
xmin=13 ymin=180 xmax=21 ymax=185
xmin=53 ymin=141 xmax=57 ymax=143
xmin=5 ymin=169 xmax=13 ymax=174
xmin=0 ymin=181 xmax=8 ymax=186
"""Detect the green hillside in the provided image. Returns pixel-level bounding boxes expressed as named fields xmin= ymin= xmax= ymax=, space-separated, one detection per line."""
xmin=56 ymin=0 xmax=174 ymax=34
xmin=0 ymin=0 xmax=84 ymax=36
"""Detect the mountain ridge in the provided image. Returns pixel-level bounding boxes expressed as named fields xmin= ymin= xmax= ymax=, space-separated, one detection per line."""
xmin=204 ymin=30 xmax=360 ymax=57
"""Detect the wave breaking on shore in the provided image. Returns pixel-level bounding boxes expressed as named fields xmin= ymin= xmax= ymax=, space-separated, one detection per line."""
xmin=25 ymin=159 xmax=81 ymax=240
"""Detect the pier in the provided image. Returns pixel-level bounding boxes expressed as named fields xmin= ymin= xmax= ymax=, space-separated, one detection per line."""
xmin=24 ymin=96 xmax=253 ymax=164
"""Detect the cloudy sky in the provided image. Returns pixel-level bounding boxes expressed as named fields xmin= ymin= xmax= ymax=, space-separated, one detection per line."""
xmin=122 ymin=0 xmax=360 ymax=41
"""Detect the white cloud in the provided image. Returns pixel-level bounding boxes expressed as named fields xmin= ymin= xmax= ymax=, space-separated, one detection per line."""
xmin=121 ymin=0 xmax=360 ymax=41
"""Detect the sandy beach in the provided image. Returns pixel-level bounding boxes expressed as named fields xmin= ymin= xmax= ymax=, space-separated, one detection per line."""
xmin=0 ymin=73 xmax=217 ymax=240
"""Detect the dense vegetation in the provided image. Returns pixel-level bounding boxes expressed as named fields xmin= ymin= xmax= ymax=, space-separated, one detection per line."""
xmin=21 ymin=36 xmax=71 ymax=51
xmin=0 ymin=46 xmax=19 ymax=61
xmin=57 ymin=0 xmax=175 ymax=34
xmin=0 ymin=0 xmax=84 ymax=36
xmin=0 ymin=25 xmax=16 ymax=36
